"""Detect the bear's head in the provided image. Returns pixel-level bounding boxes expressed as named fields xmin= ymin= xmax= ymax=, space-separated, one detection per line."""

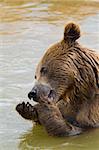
xmin=28 ymin=22 xmax=81 ymax=102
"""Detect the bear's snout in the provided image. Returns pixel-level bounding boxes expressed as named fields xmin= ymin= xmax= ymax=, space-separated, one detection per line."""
xmin=28 ymin=84 xmax=56 ymax=102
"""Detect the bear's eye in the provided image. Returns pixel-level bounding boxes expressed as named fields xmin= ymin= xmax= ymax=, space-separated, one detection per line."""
xmin=40 ymin=67 xmax=47 ymax=75
xmin=35 ymin=75 xmax=37 ymax=79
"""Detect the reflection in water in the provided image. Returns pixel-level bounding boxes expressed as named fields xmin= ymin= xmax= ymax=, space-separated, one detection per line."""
xmin=19 ymin=125 xmax=99 ymax=150
xmin=19 ymin=125 xmax=75 ymax=150
xmin=0 ymin=0 xmax=99 ymax=37
xmin=1 ymin=0 xmax=99 ymax=36
xmin=0 ymin=0 xmax=99 ymax=150
xmin=0 ymin=0 xmax=99 ymax=23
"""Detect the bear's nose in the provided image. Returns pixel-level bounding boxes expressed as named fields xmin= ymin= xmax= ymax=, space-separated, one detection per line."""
xmin=28 ymin=89 xmax=37 ymax=101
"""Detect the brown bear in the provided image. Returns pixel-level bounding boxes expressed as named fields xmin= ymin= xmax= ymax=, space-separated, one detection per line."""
xmin=16 ymin=22 xmax=99 ymax=136
xmin=16 ymin=85 xmax=82 ymax=136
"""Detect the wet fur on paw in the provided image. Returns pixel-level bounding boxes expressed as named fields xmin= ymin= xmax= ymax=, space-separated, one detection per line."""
xmin=33 ymin=95 xmax=82 ymax=136
xmin=16 ymin=98 xmax=82 ymax=136
xmin=16 ymin=102 xmax=39 ymax=122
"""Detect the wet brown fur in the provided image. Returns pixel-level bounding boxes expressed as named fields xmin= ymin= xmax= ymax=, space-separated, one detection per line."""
xmin=35 ymin=22 xmax=99 ymax=128
xmin=16 ymin=22 xmax=99 ymax=136
xmin=16 ymin=96 xmax=82 ymax=137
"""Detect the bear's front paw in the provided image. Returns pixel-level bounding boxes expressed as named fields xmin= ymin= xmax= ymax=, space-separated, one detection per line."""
xmin=16 ymin=102 xmax=39 ymax=122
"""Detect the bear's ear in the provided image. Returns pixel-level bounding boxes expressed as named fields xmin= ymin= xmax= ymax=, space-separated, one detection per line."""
xmin=64 ymin=22 xmax=80 ymax=42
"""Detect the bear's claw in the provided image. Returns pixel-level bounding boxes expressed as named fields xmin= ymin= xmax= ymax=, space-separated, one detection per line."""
xmin=16 ymin=102 xmax=39 ymax=122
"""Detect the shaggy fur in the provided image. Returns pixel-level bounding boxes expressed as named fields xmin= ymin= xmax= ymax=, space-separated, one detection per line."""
xmin=16 ymin=22 xmax=99 ymax=136
xmin=16 ymin=95 xmax=82 ymax=137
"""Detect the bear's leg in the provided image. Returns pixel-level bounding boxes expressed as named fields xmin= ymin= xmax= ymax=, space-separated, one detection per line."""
xmin=36 ymin=97 xmax=82 ymax=136
xmin=16 ymin=102 xmax=40 ymax=124
xmin=76 ymin=94 xmax=99 ymax=128
xmin=16 ymin=100 xmax=82 ymax=136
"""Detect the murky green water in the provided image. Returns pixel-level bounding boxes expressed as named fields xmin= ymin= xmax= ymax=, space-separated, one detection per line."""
xmin=0 ymin=0 xmax=99 ymax=150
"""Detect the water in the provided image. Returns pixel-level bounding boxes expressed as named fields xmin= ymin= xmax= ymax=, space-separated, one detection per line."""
xmin=0 ymin=0 xmax=99 ymax=150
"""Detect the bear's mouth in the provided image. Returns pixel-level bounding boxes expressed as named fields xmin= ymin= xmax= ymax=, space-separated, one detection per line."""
xmin=28 ymin=89 xmax=57 ymax=103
